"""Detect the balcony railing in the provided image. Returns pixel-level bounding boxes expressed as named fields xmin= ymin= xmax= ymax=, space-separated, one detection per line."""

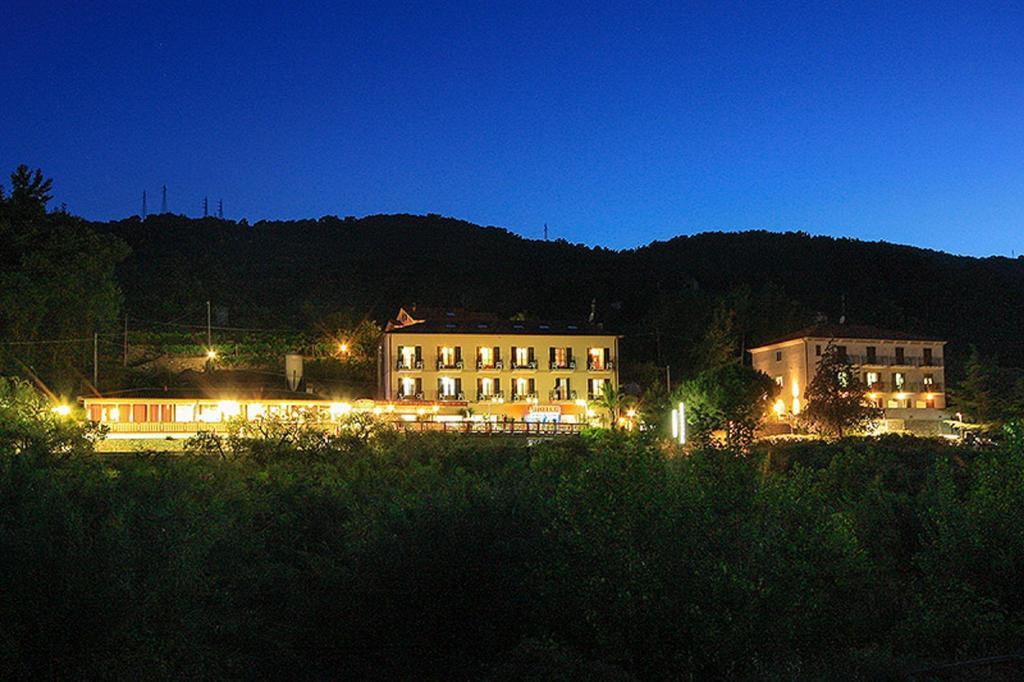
xmin=396 ymin=359 xmax=423 ymax=370
xmin=476 ymin=359 xmax=504 ymax=370
xmin=510 ymin=360 xmax=538 ymax=370
xmin=437 ymin=391 xmax=466 ymax=401
xmin=397 ymin=392 xmax=425 ymax=401
xmin=436 ymin=360 xmax=464 ymax=371
xmin=511 ymin=392 xmax=539 ymax=402
xmin=549 ymin=360 xmax=577 ymax=371
xmin=587 ymin=360 xmax=615 ymax=371
xmin=865 ymin=382 xmax=943 ymax=394
xmin=476 ymin=391 xmax=505 ymax=401
xmin=849 ymin=355 xmax=944 ymax=367
xmin=549 ymin=389 xmax=578 ymax=401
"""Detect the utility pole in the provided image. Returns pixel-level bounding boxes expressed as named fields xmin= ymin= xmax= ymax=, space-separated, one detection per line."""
xmin=142 ymin=190 xmax=147 ymax=218
xmin=123 ymin=314 xmax=128 ymax=367
xmin=93 ymin=333 xmax=98 ymax=389
xmin=161 ymin=185 xmax=167 ymax=213
xmin=203 ymin=196 xmax=208 ymax=217
xmin=665 ymin=365 xmax=671 ymax=393
xmin=543 ymin=223 xmax=548 ymax=240
xmin=217 ymin=198 xmax=223 ymax=218
xmin=207 ymin=300 xmax=212 ymax=348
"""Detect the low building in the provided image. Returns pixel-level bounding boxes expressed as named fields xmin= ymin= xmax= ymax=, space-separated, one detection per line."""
xmin=380 ymin=307 xmax=620 ymax=423
xmin=749 ymin=324 xmax=948 ymax=434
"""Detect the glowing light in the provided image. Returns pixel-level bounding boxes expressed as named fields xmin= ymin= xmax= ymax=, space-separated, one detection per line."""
xmin=678 ymin=402 xmax=686 ymax=445
xmin=372 ymin=406 xmax=383 ymax=415
xmin=574 ymin=399 xmax=587 ymax=408
xmin=791 ymin=381 xmax=800 ymax=399
xmin=218 ymin=401 xmax=241 ymax=418
xmin=867 ymin=392 xmax=878 ymax=400
xmin=431 ymin=405 xmax=440 ymax=413
xmin=791 ymin=397 xmax=801 ymax=415
xmin=109 ymin=407 xmax=120 ymax=421
xmin=773 ymin=399 xmax=786 ymax=416
xmin=896 ymin=392 xmax=908 ymax=400
xmin=926 ymin=393 xmax=934 ymax=400
xmin=329 ymin=402 xmax=352 ymax=418
xmin=386 ymin=404 xmax=395 ymax=413
xmin=248 ymin=403 xmax=266 ymax=420
xmin=338 ymin=342 xmax=349 ymax=353
xmin=51 ymin=404 xmax=71 ymax=417
xmin=626 ymin=408 xmax=636 ymax=418
xmin=206 ymin=349 xmax=217 ymax=360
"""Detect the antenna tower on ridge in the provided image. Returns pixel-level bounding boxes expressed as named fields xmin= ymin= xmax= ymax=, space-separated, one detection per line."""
xmin=203 ymin=196 xmax=208 ymax=217
xmin=142 ymin=190 xmax=147 ymax=218
xmin=161 ymin=185 xmax=167 ymax=213
xmin=217 ymin=199 xmax=223 ymax=218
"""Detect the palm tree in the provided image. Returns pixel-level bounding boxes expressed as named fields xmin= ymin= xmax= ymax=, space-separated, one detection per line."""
xmin=590 ymin=382 xmax=638 ymax=429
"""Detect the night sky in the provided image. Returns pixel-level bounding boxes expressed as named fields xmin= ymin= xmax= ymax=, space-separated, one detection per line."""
xmin=2 ymin=1 xmax=1022 ymax=255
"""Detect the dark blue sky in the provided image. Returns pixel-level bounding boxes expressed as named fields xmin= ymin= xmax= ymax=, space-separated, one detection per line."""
xmin=2 ymin=2 xmax=1022 ymax=255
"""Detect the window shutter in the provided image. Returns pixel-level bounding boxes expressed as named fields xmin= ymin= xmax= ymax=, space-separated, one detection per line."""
xmin=455 ymin=378 xmax=462 ymax=395
xmin=529 ymin=378 xmax=535 ymax=394
xmin=528 ymin=347 xmax=535 ymax=362
xmin=549 ymin=347 xmax=556 ymax=364
xmin=493 ymin=346 xmax=500 ymax=361
xmin=415 ymin=346 xmax=422 ymax=361
xmin=477 ymin=378 xmax=483 ymax=394
xmin=415 ymin=378 xmax=422 ymax=394
xmin=604 ymin=347 xmax=610 ymax=364
xmin=455 ymin=346 xmax=462 ymax=363
xmin=494 ymin=378 xmax=500 ymax=393
xmin=566 ymin=347 xmax=573 ymax=362
xmin=438 ymin=378 xmax=444 ymax=395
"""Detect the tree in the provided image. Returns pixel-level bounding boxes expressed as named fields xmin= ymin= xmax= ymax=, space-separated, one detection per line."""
xmin=676 ymin=363 xmax=778 ymax=447
xmin=0 ymin=376 xmax=103 ymax=458
xmin=0 ymin=167 xmax=129 ymax=392
xmin=950 ymin=346 xmax=1012 ymax=424
xmin=800 ymin=343 xmax=882 ymax=437
xmin=590 ymin=382 xmax=638 ymax=429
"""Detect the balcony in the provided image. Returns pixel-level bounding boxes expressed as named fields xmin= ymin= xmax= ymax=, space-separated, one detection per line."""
xmin=587 ymin=360 xmax=615 ymax=372
xmin=436 ymin=360 xmax=464 ymax=371
xmin=849 ymin=355 xmax=944 ymax=368
xmin=549 ymin=360 xmax=577 ymax=371
xmin=510 ymin=360 xmax=538 ymax=370
xmin=549 ymin=389 xmax=578 ymax=401
xmin=512 ymin=392 xmax=539 ymax=402
xmin=476 ymin=359 xmax=504 ymax=371
xmin=397 ymin=392 xmax=425 ymax=401
xmin=438 ymin=391 xmax=466 ymax=401
xmin=476 ymin=391 xmax=505 ymax=401
xmin=396 ymin=359 xmax=423 ymax=370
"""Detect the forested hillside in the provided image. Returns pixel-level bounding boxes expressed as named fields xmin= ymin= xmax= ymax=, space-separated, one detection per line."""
xmin=93 ymin=213 xmax=1024 ymax=381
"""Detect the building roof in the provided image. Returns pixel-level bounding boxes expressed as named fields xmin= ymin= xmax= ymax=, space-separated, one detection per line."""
xmin=86 ymin=369 xmax=327 ymax=401
xmin=385 ymin=307 xmax=614 ymax=336
xmin=750 ymin=324 xmax=945 ymax=350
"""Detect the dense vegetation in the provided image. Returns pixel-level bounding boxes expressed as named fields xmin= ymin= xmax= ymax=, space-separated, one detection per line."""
xmin=3 ymin=378 xmax=1024 ymax=679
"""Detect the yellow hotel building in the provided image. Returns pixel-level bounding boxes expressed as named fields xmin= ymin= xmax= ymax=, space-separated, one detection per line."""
xmin=749 ymin=324 xmax=947 ymax=434
xmin=381 ymin=307 xmax=620 ymax=422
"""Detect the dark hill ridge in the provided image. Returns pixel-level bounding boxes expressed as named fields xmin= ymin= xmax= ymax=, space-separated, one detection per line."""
xmin=91 ymin=214 xmax=1024 ymax=375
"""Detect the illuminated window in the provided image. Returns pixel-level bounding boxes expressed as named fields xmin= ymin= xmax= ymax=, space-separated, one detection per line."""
xmin=439 ymin=346 xmax=457 ymax=366
xmin=923 ymin=374 xmax=934 ymax=386
xmin=866 ymin=371 xmax=879 ymax=387
xmin=175 ymin=404 xmax=195 ymax=422
xmin=398 ymin=345 xmax=418 ymax=368
xmin=775 ymin=375 xmax=784 ymax=387
xmin=588 ymin=348 xmax=606 ymax=370
xmin=400 ymin=377 xmax=417 ymax=396
xmin=513 ymin=346 xmax=534 ymax=367
xmin=588 ymin=378 xmax=608 ymax=398
xmin=438 ymin=376 xmax=459 ymax=398
xmin=893 ymin=372 xmax=906 ymax=390
xmin=478 ymin=346 xmax=494 ymax=367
